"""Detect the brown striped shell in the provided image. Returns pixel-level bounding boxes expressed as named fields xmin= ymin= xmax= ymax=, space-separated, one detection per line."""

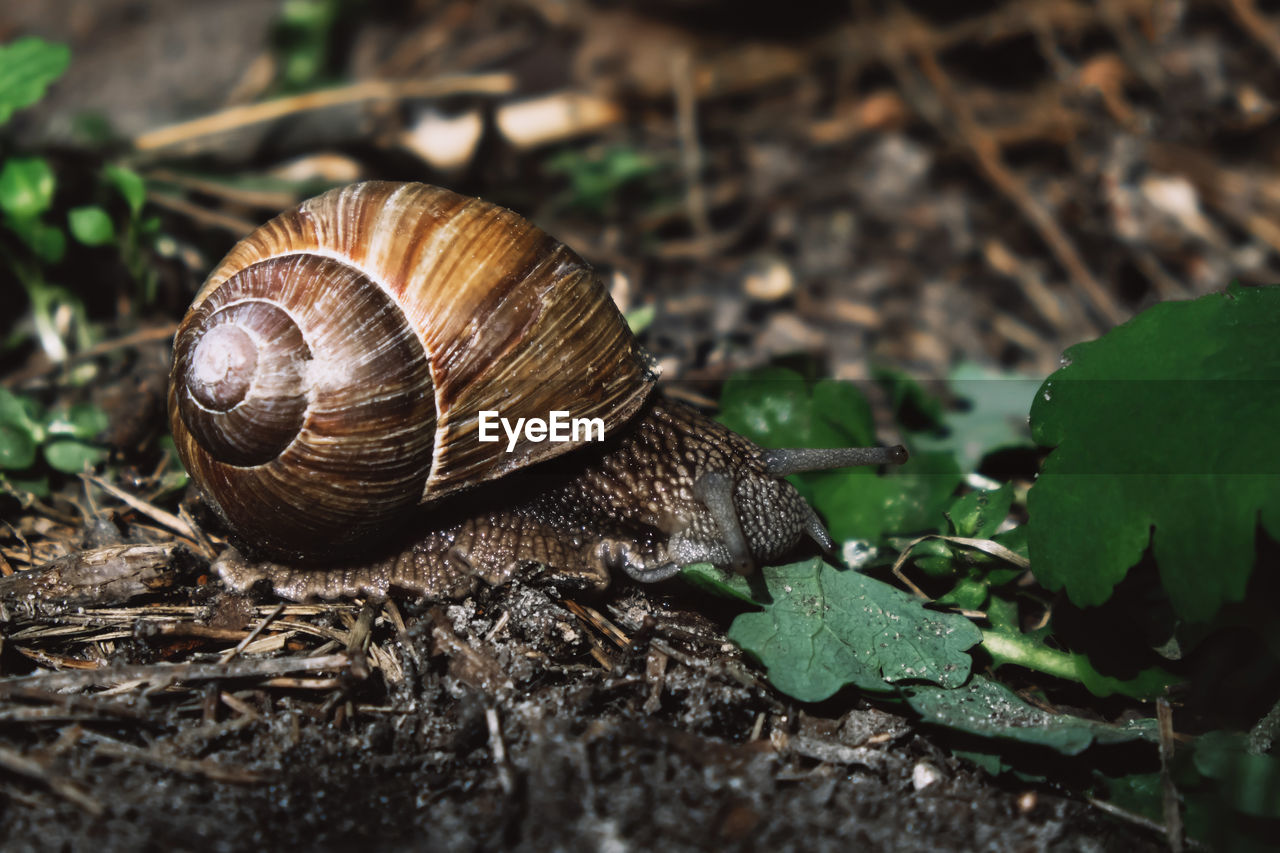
xmin=169 ymin=182 xmax=657 ymax=561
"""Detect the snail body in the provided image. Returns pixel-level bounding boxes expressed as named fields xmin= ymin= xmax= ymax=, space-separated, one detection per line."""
xmin=170 ymin=182 xmax=905 ymax=600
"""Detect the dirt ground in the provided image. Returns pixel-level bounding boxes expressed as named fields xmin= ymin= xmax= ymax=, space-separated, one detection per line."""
xmin=0 ymin=577 xmax=1162 ymax=852
xmin=4 ymin=0 xmax=1277 ymax=849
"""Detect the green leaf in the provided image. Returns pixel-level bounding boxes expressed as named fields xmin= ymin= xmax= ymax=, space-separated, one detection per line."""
xmin=981 ymin=624 xmax=1179 ymax=700
xmin=71 ymin=111 xmax=114 ymax=146
xmin=718 ymin=367 xmax=811 ymax=446
xmin=904 ymin=675 xmax=1158 ymax=754
xmin=0 ymin=37 xmax=70 ymax=125
xmin=0 ymin=423 xmax=37 ymax=470
xmin=694 ymin=557 xmax=981 ymax=701
xmin=68 ymin=205 xmax=115 ymax=246
xmin=931 ymin=560 xmax=1023 ymax=607
xmin=276 ymin=0 xmax=343 ymax=90
xmin=810 ymin=380 xmax=878 ymax=447
xmin=45 ymin=403 xmax=109 ymax=440
xmin=810 ymin=450 xmax=962 ymax=543
xmin=1193 ymin=731 xmax=1280 ymax=819
xmin=105 ymin=163 xmax=146 ymax=217
xmin=874 ymin=365 xmax=946 ymax=429
xmin=43 ymin=439 xmax=107 ymax=473
xmin=909 ymin=537 xmax=957 ymax=577
xmin=952 ymin=749 xmax=1010 ymax=777
xmin=1070 ymin=651 xmax=1179 ymax=699
xmin=1028 ymin=285 xmax=1280 ymax=622
xmin=913 ymin=486 xmax=1021 ymax=587
xmin=1098 ymin=770 xmax=1164 ymax=822
xmin=912 ymin=363 xmax=1038 ymax=473
xmin=991 ymin=523 xmax=1028 ymax=562
xmin=947 ymin=485 xmax=1014 ymax=539
xmin=718 ymin=367 xmax=876 ymax=449
xmin=934 ymin=577 xmax=990 ymax=610
xmin=0 ymin=388 xmax=34 ymax=425
xmin=624 ymin=304 xmax=654 ymax=335
xmin=0 ymin=157 xmax=56 ymax=219
xmin=0 ymin=472 xmax=50 ymax=497
xmin=0 ymin=388 xmax=43 ymax=436
xmin=546 ymin=145 xmax=658 ymax=214
xmin=1101 ymin=764 xmax=1278 ymax=853
xmin=680 ymin=562 xmax=758 ymax=603
xmin=5 ymin=215 xmax=65 ymax=263
xmin=718 ymin=369 xmax=921 ymax=541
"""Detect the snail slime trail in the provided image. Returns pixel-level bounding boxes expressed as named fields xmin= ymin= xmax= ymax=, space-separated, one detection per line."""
xmin=170 ymin=181 xmax=907 ymax=601
xmin=478 ymin=410 xmax=606 ymax=452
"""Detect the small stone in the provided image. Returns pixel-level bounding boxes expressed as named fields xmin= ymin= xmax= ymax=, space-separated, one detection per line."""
xmin=912 ymin=760 xmax=944 ymax=791
xmin=742 ymin=255 xmax=795 ymax=301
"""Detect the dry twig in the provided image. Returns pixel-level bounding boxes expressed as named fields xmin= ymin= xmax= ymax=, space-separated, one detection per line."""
xmin=0 ymin=653 xmax=353 ymax=697
xmin=0 ymin=744 xmax=104 ymax=816
xmin=134 ymin=74 xmax=516 ymax=152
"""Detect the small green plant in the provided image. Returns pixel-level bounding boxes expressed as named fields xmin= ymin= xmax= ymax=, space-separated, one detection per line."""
xmin=1 ymin=36 xmax=159 ymax=359
xmin=0 ymin=36 xmax=157 ymax=499
xmin=0 ymin=387 xmax=108 ymax=497
xmin=544 ymin=144 xmax=659 ymax=215
xmin=0 ymin=37 xmax=70 ymax=125
xmin=273 ymin=0 xmax=346 ymax=92
xmin=696 ymin=286 xmax=1280 ymax=851
xmin=0 ymin=155 xmax=91 ymax=362
xmin=101 ymin=162 xmax=161 ymax=303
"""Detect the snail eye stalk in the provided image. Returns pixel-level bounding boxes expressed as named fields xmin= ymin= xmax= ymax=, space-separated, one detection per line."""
xmin=762 ymin=445 xmax=908 ymax=477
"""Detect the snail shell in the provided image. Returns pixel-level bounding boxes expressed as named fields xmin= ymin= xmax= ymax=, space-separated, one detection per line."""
xmin=169 ymin=182 xmax=656 ymax=561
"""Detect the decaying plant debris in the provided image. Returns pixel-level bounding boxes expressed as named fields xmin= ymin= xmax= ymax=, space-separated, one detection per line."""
xmin=0 ymin=558 xmax=1160 ymax=850
xmin=4 ymin=0 xmax=1278 ymax=848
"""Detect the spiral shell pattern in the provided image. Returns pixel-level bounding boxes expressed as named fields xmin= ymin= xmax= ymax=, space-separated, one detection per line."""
xmin=170 ymin=182 xmax=656 ymax=560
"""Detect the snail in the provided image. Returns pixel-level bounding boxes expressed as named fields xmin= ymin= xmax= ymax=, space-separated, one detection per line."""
xmin=169 ymin=182 xmax=906 ymax=600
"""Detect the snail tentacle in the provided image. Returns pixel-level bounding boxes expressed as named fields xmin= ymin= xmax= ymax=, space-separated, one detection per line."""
xmin=756 ymin=443 xmax=906 ymax=557
xmin=692 ymin=470 xmax=753 ymax=575
xmin=762 ymin=444 xmax=908 ymax=477
xmin=799 ymin=501 xmax=835 ymax=552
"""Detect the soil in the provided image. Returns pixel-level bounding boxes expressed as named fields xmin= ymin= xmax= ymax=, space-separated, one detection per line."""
xmin=3 ymin=0 xmax=1275 ymax=849
xmin=0 ymin=572 xmax=1158 ymax=852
